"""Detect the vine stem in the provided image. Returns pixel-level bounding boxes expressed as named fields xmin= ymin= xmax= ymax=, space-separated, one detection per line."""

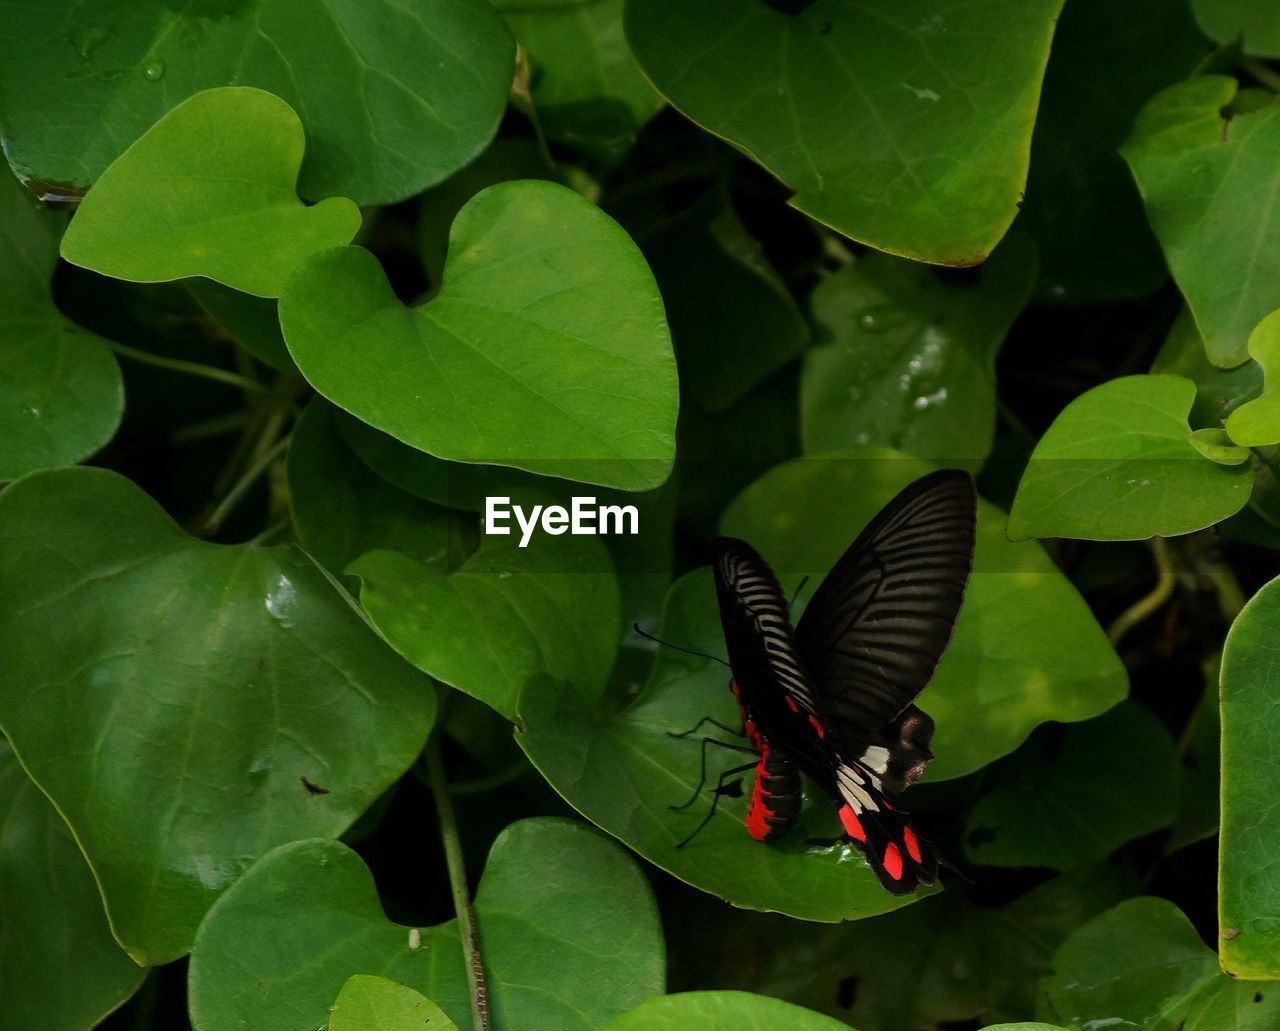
xmin=105 ymin=340 xmax=268 ymax=394
xmin=202 ymin=435 xmax=289 ymax=535
xmin=1107 ymin=536 xmax=1176 ymax=646
xmin=1243 ymin=57 xmax=1280 ymax=95
xmin=424 ymin=698 xmax=490 ymax=1031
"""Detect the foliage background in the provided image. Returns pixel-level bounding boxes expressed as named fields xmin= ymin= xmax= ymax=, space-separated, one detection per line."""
xmin=3 ymin=0 xmax=1280 ymax=1028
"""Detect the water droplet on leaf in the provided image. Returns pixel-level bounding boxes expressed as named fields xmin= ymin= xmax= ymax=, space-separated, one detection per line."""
xmin=142 ymin=60 xmax=165 ymax=81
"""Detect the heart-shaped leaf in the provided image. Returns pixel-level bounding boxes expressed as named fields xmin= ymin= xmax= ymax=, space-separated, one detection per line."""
xmin=601 ymin=992 xmax=850 ymax=1030
xmin=0 ymin=467 xmax=435 ymax=964
xmin=1038 ymin=897 xmax=1279 ymax=1027
xmin=1008 ymin=375 xmax=1254 ymax=540
xmin=1189 ymin=428 xmax=1251 ymax=466
xmin=1225 ymin=310 xmax=1280 ymax=447
xmin=0 ymin=172 xmax=122 ymax=480
xmin=494 ymin=0 xmax=662 ymax=164
xmin=965 ymin=702 xmax=1178 ymax=871
xmin=0 ymin=0 xmax=515 ymax=205
xmin=1192 ymin=0 xmax=1280 ymax=57
xmin=349 ymin=533 xmax=620 ymax=720
xmin=1123 ymin=76 xmax=1280 ymax=368
xmin=330 ymin=976 xmax=457 ymax=1031
xmin=0 ymin=742 xmax=146 ymax=1031
xmin=1220 ymin=573 xmax=1280 ymax=977
xmin=624 ymin=0 xmax=1062 ymax=265
xmin=60 ymin=88 xmax=361 ymax=298
xmin=801 ymin=233 xmax=1037 ymax=463
xmin=188 ymin=818 xmax=665 ymax=1030
xmin=721 ymin=450 xmax=1128 ymax=781
xmin=280 ymin=180 xmax=678 ymax=490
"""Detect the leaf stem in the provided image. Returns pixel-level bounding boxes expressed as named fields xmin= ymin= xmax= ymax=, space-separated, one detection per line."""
xmin=448 ymin=757 xmax=531 ymax=796
xmin=1243 ymin=57 xmax=1280 ymax=94
xmin=202 ymin=435 xmax=290 ymax=536
xmin=1107 ymin=536 xmax=1177 ymax=646
xmin=105 ymin=340 xmax=268 ymax=394
xmin=424 ymin=697 xmax=491 ymax=1031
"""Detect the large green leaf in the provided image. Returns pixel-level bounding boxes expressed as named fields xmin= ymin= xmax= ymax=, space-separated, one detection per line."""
xmin=0 ymin=467 xmax=435 ymax=964
xmin=494 ymin=0 xmax=661 ymax=163
xmin=287 ymin=399 xmax=460 ymax=574
xmin=1021 ymin=0 xmax=1205 ymax=303
xmin=519 ymin=452 xmax=1124 ymax=919
xmin=1123 ymin=76 xmax=1280 ymax=368
xmin=1192 ymin=0 xmax=1280 ymax=57
xmin=800 ymin=234 xmax=1036 ymax=463
xmin=1008 ymin=375 xmax=1253 ymax=540
xmin=280 ymin=180 xmax=678 ymax=491
xmin=0 ymin=0 xmax=515 ymax=205
xmin=1038 ymin=897 xmax=1279 ymax=1028
xmin=60 ymin=88 xmax=360 ymax=298
xmin=722 ymin=450 xmax=1128 ymax=781
xmin=624 ymin=0 xmax=1063 ymax=265
xmin=0 ymin=172 xmax=122 ymax=481
xmin=1220 ymin=574 xmax=1280 ymax=978
xmin=964 ymin=702 xmax=1178 ymax=871
xmin=602 ymin=992 xmax=850 ymax=1030
xmin=188 ymin=818 xmax=665 ymax=1031
xmin=0 ymin=742 xmax=145 ymax=1031
xmin=329 ymin=976 xmax=458 ymax=1031
xmin=349 ymin=533 xmax=620 ymax=720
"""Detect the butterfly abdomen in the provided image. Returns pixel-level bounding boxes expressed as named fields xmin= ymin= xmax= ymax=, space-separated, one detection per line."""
xmin=745 ymin=741 xmax=802 ymax=842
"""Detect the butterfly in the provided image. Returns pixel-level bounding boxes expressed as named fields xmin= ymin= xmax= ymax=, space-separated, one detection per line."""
xmin=678 ymin=470 xmax=976 ymax=893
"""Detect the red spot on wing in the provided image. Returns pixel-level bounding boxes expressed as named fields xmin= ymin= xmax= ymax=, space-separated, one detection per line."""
xmin=902 ymin=825 xmax=922 ymax=863
xmin=807 ymin=714 xmax=825 ymax=739
xmin=745 ymin=744 xmax=774 ymax=841
xmin=785 ymin=695 xmax=799 ymax=713
xmin=882 ymin=842 xmax=904 ymax=881
xmin=730 ymin=680 xmax=740 ymax=696
xmin=839 ymin=804 xmax=866 ymax=842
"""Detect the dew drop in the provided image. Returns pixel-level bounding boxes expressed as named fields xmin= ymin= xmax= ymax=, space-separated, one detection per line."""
xmin=913 ymin=387 xmax=948 ymax=410
xmin=142 ymin=59 xmax=165 ymax=81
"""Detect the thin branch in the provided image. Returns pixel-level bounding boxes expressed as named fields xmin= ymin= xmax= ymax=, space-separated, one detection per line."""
xmin=1108 ymin=536 xmax=1176 ymax=646
xmin=105 ymin=340 xmax=267 ymax=394
xmin=202 ymin=435 xmax=289 ymax=536
xmin=424 ymin=698 xmax=491 ymax=1031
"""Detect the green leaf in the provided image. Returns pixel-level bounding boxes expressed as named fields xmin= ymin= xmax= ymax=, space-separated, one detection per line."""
xmin=1008 ymin=375 xmax=1254 ymax=540
xmin=1189 ymin=427 xmax=1251 ymax=465
xmin=494 ymin=0 xmax=662 ymax=163
xmin=642 ymin=193 xmax=809 ymax=412
xmin=0 ymin=0 xmax=515 ymax=205
xmin=1226 ymin=310 xmax=1280 ymax=446
xmin=0 ymin=172 xmax=122 ymax=480
xmin=800 ymin=233 xmax=1037 ymax=463
xmin=1220 ymin=574 xmax=1280 ymax=977
xmin=280 ymin=181 xmax=678 ymax=490
xmin=1021 ymin=0 xmax=1205 ymax=303
xmin=624 ymin=0 xmax=1063 ymax=265
xmin=0 ymin=467 xmax=435 ymax=964
xmin=187 ymin=280 xmax=297 ymax=373
xmin=1039 ymin=897 xmax=1279 ymax=1028
xmin=1123 ymin=76 xmax=1280 ymax=368
xmin=965 ymin=702 xmax=1178 ymax=870
xmin=601 ymin=992 xmax=850 ymax=1030
xmin=188 ymin=818 xmax=665 ymax=1031
xmin=60 ymin=88 xmax=360 ymax=298
xmin=1192 ymin=0 xmax=1280 ymax=57
xmin=721 ymin=450 xmax=1128 ymax=781
xmin=0 ymin=741 xmax=146 ymax=1031
xmin=329 ymin=976 xmax=458 ymax=1031
xmin=287 ymin=399 xmax=461 ymax=574
xmin=349 ymin=533 xmax=620 ymax=720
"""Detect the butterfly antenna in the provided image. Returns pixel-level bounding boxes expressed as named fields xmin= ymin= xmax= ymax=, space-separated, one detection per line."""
xmin=787 ymin=575 xmax=810 ymax=613
xmin=936 ymin=854 xmax=972 ymax=885
xmin=633 ymin=623 xmax=731 ymax=668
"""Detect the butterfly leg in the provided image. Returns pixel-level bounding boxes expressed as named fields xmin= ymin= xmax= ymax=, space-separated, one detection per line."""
xmin=675 ymin=759 xmax=760 ymax=849
xmin=668 ymin=715 xmax=746 ymax=740
xmin=669 ymin=736 xmax=756 ymax=811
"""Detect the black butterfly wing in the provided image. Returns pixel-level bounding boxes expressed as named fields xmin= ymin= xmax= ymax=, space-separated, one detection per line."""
xmin=831 ymin=760 xmax=938 ymax=894
xmin=712 ymin=537 xmax=821 ymax=725
xmin=794 ymin=469 xmax=976 ymax=763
